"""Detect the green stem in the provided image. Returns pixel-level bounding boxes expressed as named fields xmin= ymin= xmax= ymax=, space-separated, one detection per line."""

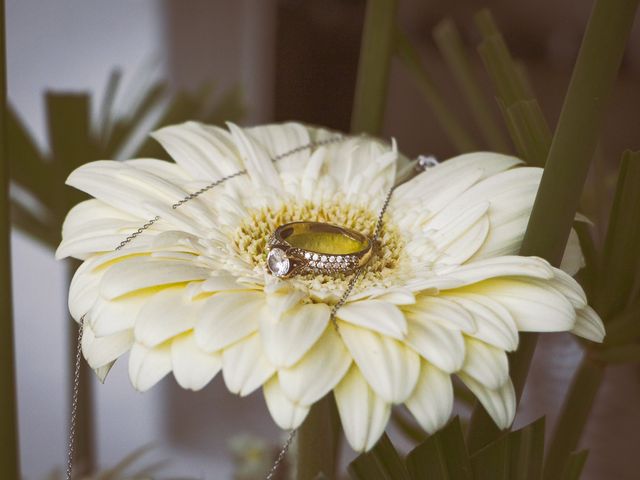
xmin=296 ymin=395 xmax=341 ymax=480
xmin=432 ymin=18 xmax=508 ymax=152
xmin=350 ymin=0 xmax=398 ymax=135
xmin=395 ymin=29 xmax=477 ymax=153
xmin=542 ymin=358 xmax=605 ymax=479
xmin=47 ymin=93 xmax=97 ymax=474
xmin=0 ymin=0 xmax=20 ymax=477
xmin=468 ymin=0 xmax=639 ymax=452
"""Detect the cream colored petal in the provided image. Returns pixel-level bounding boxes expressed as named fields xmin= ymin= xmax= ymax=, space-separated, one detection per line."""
xmin=95 ymin=363 xmax=115 ymax=383
xmin=278 ymin=327 xmax=352 ymax=405
xmin=227 ymin=122 xmax=282 ymax=189
xmin=66 ymin=161 xmax=212 ymax=228
xmin=559 ymin=229 xmax=585 ymax=276
xmin=445 ymin=294 xmax=519 ymax=351
xmin=125 ymin=158 xmax=192 ymax=182
xmin=246 ymin=122 xmax=311 ymax=174
xmin=405 ymin=362 xmax=453 ymax=433
xmin=260 ymin=303 xmax=330 ymax=367
xmin=128 ymin=341 xmax=172 ymax=392
xmin=151 ymin=121 xmax=241 ymax=179
xmin=89 ymin=293 xmax=145 ymax=336
xmin=447 ymin=167 xmax=540 ymax=259
xmin=195 ymin=291 xmax=263 ymax=352
xmin=572 ymin=306 xmax=605 ymax=342
xmin=82 ymin=324 xmax=133 ymax=370
xmin=264 ymin=281 xmax=308 ymax=317
xmin=465 ymin=278 xmax=576 ymax=332
xmin=393 ymin=152 xmax=522 ymax=206
xmin=405 ymin=313 xmax=465 ymax=373
xmin=446 ymin=256 xmax=554 ymax=286
xmin=134 ymin=288 xmax=199 ymax=347
xmin=540 ymin=268 xmax=587 ymax=309
xmin=424 ymin=202 xmax=490 ymax=264
xmin=459 ymin=373 xmax=515 ymax=430
xmin=99 ymin=257 xmax=210 ymax=300
xmin=404 ymin=295 xmax=476 ymax=333
xmin=334 ymin=366 xmax=391 ymax=452
xmin=69 ymin=258 xmax=103 ymax=322
xmin=263 ymin=377 xmax=310 ymax=430
xmin=339 ymin=323 xmax=420 ymax=403
xmin=461 ymin=338 xmax=509 ymax=390
xmin=200 ymin=274 xmax=248 ymax=292
xmin=57 ymin=199 xmax=142 ymax=260
xmin=171 ymin=332 xmax=222 ymax=391
xmin=222 ymin=333 xmax=276 ymax=396
xmin=337 ymin=300 xmax=407 ymax=339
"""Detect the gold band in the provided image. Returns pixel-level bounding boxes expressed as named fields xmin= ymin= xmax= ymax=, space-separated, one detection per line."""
xmin=266 ymin=221 xmax=373 ymax=277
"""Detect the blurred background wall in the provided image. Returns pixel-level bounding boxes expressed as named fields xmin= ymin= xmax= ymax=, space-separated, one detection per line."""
xmin=7 ymin=0 xmax=640 ymax=478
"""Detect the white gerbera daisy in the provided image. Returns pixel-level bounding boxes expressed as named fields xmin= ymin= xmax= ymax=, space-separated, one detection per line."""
xmin=57 ymin=121 xmax=604 ymax=452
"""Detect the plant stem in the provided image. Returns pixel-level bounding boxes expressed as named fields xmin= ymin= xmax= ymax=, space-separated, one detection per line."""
xmin=350 ymin=0 xmax=398 ymax=135
xmin=467 ymin=0 xmax=639 ymax=452
xmin=433 ymin=18 xmax=508 ymax=152
xmin=297 ymin=395 xmax=341 ymax=480
xmin=395 ymin=29 xmax=477 ymax=153
xmin=0 ymin=0 xmax=20 ymax=477
xmin=543 ymin=358 xmax=605 ymax=479
xmin=47 ymin=93 xmax=97 ymax=474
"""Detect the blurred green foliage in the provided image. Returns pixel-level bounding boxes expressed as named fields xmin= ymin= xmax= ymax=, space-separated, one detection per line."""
xmin=9 ymin=71 xmax=244 ymax=248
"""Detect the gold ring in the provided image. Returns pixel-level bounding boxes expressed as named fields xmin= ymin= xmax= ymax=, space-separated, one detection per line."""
xmin=266 ymin=221 xmax=373 ymax=278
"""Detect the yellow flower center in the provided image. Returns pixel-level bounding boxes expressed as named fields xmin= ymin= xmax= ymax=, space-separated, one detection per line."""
xmin=233 ymin=198 xmax=410 ymax=293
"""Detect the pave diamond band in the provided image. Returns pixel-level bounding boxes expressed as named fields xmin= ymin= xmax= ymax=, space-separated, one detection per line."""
xmin=266 ymin=221 xmax=373 ymax=278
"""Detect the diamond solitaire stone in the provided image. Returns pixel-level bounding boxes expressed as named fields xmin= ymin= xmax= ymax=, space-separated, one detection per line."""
xmin=267 ymin=248 xmax=290 ymax=277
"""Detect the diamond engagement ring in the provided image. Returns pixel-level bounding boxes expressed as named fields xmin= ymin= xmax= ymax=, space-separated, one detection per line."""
xmin=266 ymin=221 xmax=373 ymax=278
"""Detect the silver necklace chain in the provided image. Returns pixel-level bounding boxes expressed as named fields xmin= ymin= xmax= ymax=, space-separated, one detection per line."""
xmin=65 ymin=134 xmax=403 ymax=480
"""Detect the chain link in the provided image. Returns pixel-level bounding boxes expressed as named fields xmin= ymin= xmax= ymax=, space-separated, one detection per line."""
xmin=65 ymin=320 xmax=84 ymax=480
xmin=265 ymin=429 xmax=298 ymax=480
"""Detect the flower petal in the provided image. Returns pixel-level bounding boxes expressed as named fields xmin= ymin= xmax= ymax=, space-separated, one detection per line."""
xmin=572 ymin=306 xmax=605 ymax=342
xmin=278 ymin=327 xmax=352 ymax=405
xmin=405 ymin=362 xmax=453 ymax=433
xmin=263 ymin=377 xmax=310 ymax=429
xmin=260 ymin=303 xmax=330 ymax=367
xmin=89 ymin=293 xmax=143 ymax=336
xmin=195 ymin=291 xmax=263 ymax=352
xmin=559 ymin=229 xmax=585 ymax=276
xmin=404 ymin=313 xmax=466 ymax=373
xmin=134 ymin=288 xmax=198 ymax=347
xmin=459 ymin=373 xmax=515 ymax=430
xmin=151 ymin=121 xmax=241 ymax=180
xmin=222 ymin=333 xmax=276 ymax=396
xmin=128 ymin=341 xmax=172 ymax=392
xmin=334 ymin=366 xmax=391 ymax=452
xmin=82 ymin=324 xmax=133 ymax=370
xmin=465 ymin=278 xmax=576 ymax=332
xmin=100 ymin=257 xmax=210 ymax=300
xmin=461 ymin=338 xmax=509 ymax=390
xmin=393 ymin=152 xmax=522 ymax=206
xmin=337 ymin=300 xmax=407 ymax=339
xmin=339 ymin=323 xmax=419 ymax=403
xmin=404 ymin=295 xmax=476 ymax=333
xmin=171 ymin=332 xmax=222 ymax=391
xmin=227 ymin=122 xmax=282 ymax=189
xmin=446 ymin=255 xmax=554 ymax=286
xmin=247 ymin=122 xmax=311 ymax=174
xmin=445 ymin=293 xmax=519 ymax=351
